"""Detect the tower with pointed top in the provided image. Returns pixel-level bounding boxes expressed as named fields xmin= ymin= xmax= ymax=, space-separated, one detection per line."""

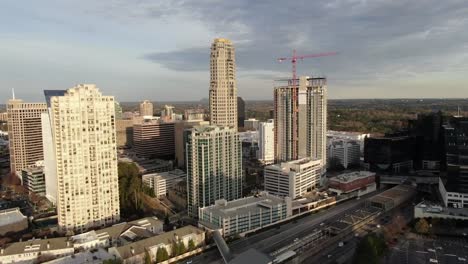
xmin=209 ymin=38 xmax=238 ymax=130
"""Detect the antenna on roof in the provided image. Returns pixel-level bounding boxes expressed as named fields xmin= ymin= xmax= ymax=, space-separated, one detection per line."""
xmin=12 ymin=88 xmax=15 ymax=100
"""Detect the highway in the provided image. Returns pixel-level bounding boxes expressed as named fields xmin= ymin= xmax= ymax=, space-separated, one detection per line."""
xmin=186 ymin=189 xmax=386 ymax=264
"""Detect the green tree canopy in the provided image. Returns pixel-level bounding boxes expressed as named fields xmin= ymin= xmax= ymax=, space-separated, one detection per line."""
xmin=352 ymin=233 xmax=387 ymax=264
xmin=188 ymin=239 xmax=196 ymax=251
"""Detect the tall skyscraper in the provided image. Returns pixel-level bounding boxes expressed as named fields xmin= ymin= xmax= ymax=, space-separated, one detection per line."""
xmin=209 ymin=38 xmax=238 ymax=129
xmin=139 ymin=100 xmax=154 ymax=117
xmin=186 ymin=125 xmax=243 ymax=217
xmin=49 ymin=84 xmax=120 ymax=233
xmin=274 ymin=76 xmax=327 ymax=167
xmin=258 ymin=119 xmax=275 ymax=165
xmin=6 ymin=98 xmax=47 ymax=175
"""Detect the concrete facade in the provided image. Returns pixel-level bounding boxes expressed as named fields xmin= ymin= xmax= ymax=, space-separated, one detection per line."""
xmin=6 ymin=99 xmax=47 ymax=175
xmin=139 ymin=100 xmax=153 ymax=117
xmin=209 ymin=38 xmax=238 ymax=130
xmin=264 ymin=158 xmax=322 ymax=199
xmin=274 ymin=77 xmax=327 ymax=168
xmin=327 ymin=139 xmax=360 ymax=169
xmin=199 ymin=192 xmax=292 ymax=237
xmin=50 ymin=84 xmax=120 ymax=233
xmin=142 ymin=169 xmax=186 ymax=197
xmin=258 ymin=119 xmax=275 ymax=165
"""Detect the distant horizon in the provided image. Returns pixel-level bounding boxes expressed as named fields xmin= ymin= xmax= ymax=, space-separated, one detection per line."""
xmin=1 ymin=97 xmax=468 ymax=107
xmin=1 ymin=1 xmax=468 ymax=101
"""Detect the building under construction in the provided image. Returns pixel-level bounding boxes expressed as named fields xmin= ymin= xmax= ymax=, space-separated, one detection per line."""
xmin=274 ymin=76 xmax=327 ymax=168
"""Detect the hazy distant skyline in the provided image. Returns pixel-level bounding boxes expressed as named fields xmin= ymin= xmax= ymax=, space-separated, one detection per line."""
xmin=1 ymin=0 xmax=468 ymax=102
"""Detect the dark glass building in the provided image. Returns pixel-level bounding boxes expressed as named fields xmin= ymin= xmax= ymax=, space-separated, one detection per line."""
xmin=237 ymin=96 xmax=245 ymax=128
xmin=444 ymin=116 xmax=468 ymax=194
xmin=364 ymin=134 xmax=415 ymax=173
xmin=407 ymin=112 xmax=444 ymax=171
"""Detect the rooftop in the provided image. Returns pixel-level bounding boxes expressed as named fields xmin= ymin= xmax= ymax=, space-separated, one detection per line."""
xmin=0 ymin=237 xmax=72 ymax=256
xmin=142 ymin=169 xmax=186 ymax=181
xmin=266 ymin=158 xmax=322 ymax=172
xmin=200 ymin=192 xmax=287 ymax=218
xmin=0 ymin=207 xmax=27 ymax=227
xmin=330 ymin=171 xmax=375 ymax=183
xmin=47 ymin=248 xmax=112 ymax=264
xmin=112 ymin=225 xmax=204 ymax=259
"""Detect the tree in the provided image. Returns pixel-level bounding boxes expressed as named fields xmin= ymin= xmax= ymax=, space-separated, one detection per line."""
xmin=144 ymin=249 xmax=152 ymax=264
xmin=352 ymin=233 xmax=387 ymax=264
xmin=178 ymin=241 xmax=187 ymax=255
xmin=118 ymin=162 xmax=150 ymax=217
xmin=188 ymin=239 xmax=196 ymax=251
xmin=415 ymin=218 xmax=430 ymax=234
xmin=156 ymin=248 xmax=163 ymax=263
xmin=161 ymin=247 xmax=169 ymax=261
xmin=171 ymin=240 xmax=179 ymax=257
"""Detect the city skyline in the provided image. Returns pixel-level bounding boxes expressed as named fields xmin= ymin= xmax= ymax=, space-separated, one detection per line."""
xmin=1 ymin=1 xmax=468 ymax=102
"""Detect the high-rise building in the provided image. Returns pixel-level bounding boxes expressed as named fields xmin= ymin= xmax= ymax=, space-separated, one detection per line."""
xmin=186 ymin=125 xmax=243 ymax=217
xmin=274 ymin=76 xmax=327 ymax=167
xmin=408 ymin=112 xmax=444 ymax=170
xmin=133 ymin=120 xmax=175 ymax=159
xmin=209 ymin=38 xmax=238 ymax=129
xmin=174 ymin=120 xmax=209 ymax=169
xmin=264 ymin=158 xmax=322 ymax=199
xmin=139 ymin=100 xmax=154 ymax=117
xmin=237 ymin=97 xmax=245 ymax=128
xmin=258 ymin=119 xmax=275 ymax=165
xmin=49 ymin=84 xmax=120 ymax=233
xmin=6 ymin=98 xmax=47 ymax=175
xmin=444 ymin=116 xmax=468 ymax=194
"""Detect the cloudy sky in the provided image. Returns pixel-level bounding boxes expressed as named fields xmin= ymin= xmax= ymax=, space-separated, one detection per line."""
xmin=1 ymin=0 xmax=468 ymax=102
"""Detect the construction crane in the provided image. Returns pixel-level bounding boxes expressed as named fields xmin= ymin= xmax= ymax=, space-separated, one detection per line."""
xmin=277 ymin=50 xmax=337 ymax=87
xmin=276 ymin=49 xmax=337 ymax=159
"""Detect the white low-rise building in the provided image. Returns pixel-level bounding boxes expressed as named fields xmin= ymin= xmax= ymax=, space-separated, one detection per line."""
xmin=327 ymin=130 xmax=370 ymax=153
xmin=142 ymin=169 xmax=186 ymax=197
xmin=327 ymin=139 xmax=360 ymax=169
xmin=199 ymin=192 xmax=292 ymax=237
xmin=264 ymin=158 xmax=322 ymax=199
xmin=439 ymin=177 xmax=468 ymax=209
xmin=108 ymin=225 xmax=205 ymax=264
xmin=0 ymin=238 xmax=74 ymax=264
